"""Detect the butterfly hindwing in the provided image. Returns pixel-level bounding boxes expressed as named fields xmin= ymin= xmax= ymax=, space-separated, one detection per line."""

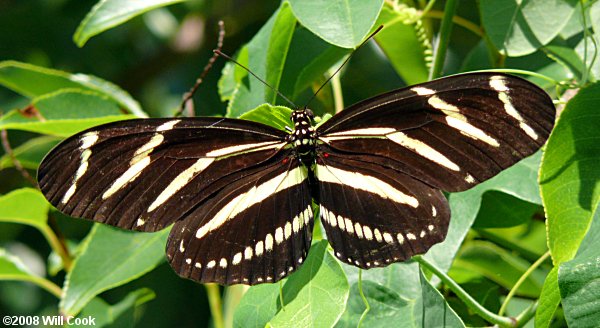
xmin=166 ymin=159 xmax=313 ymax=285
xmin=317 ymin=73 xmax=555 ymax=192
xmin=38 ymin=118 xmax=288 ymax=232
xmin=315 ymin=149 xmax=449 ymax=268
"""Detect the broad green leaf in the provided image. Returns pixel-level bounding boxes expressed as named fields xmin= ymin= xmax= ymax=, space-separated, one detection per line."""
xmin=239 ymin=104 xmax=293 ymax=131
xmin=264 ymin=2 xmax=297 ymax=105
xmin=0 ymin=61 xmax=145 ymax=117
xmin=0 ymin=90 xmax=135 ymax=137
xmin=233 ymin=241 xmax=349 ymax=328
xmin=76 ymin=288 xmax=155 ymax=328
xmin=222 ymin=3 xmax=297 ymax=117
xmin=472 ymin=191 xmax=542 ymax=228
xmin=575 ymin=35 xmax=600 ymax=81
xmin=288 ymin=0 xmax=384 ymax=48
xmin=269 ymin=241 xmax=349 ymax=327
xmin=0 ymin=249 xmax=60 ymax=297
xmin=427 ymin=151 xmax=543 ymax=272
xmin=480 ymin=0 xmax=578 ymax=56
xmin=0 ymin=188 xmax=49 ymax=230
xmin=336 ymin=281 xmax=413 ymax=327
xmin=73 ymin=0 xmax=186 ymax=47
xmin=453 ymin=241 xmax=545 ymax=298
xmin=478 ymin=220 xmax=548 ymax=261
xmin=0 ymin=136 xmax=61 ymax=170
xmin=540 ymin=82 xmax=600 ymax=264
xmin=543 ymin=40 xmax=586 ymax=81
xmin=592 ymin=0 xmax=600 ymax=36
xmin=559 ymin=203 xmax=600 ymax=327
xmin=341 ymin=263 xmax=464 ymax=327
xmin=535 ymin=266 xmax=560 ymax=328
xmin=415 ymin=269 xmax=465 ymax=327
xmin=0 ymin=248 xmax=36 ymax=279
xmin=232 ymin=284 xmax=280 ymax=328
xmin=375 ymin=7 xmax=429 ymax=84
xmin=279 ymin=27 xmax=349 ymax=100
xmin=60 ymin=224 xmax=169 ymax=316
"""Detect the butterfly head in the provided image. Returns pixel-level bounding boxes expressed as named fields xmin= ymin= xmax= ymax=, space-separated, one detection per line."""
xmin=288 ymin=109 xmax=316 ymax=153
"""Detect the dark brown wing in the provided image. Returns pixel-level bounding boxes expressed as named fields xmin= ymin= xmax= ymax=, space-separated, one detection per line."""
xmin=317 ymin=73 xmax=555 ymax=192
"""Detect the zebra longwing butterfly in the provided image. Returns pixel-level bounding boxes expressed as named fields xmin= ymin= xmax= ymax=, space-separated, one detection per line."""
xmin=38 ymin=72 xmax=555 ymax=285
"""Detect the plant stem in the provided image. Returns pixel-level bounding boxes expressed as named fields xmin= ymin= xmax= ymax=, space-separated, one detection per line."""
xmin=428 ymin=0 xmax=458 ymax=80
xmin=414 ymin=256 xmax=516 ymax=327
xmin=279 ymin=280 xmax=286 ymax=311
xmin=39 ymin=225 xmax=72 ymax=272
xmin=515 ymin=301 xmax=538 ymax=328
xmin=468 ymin=68 xmax=561 ymax=85
xmin=423 ymin=10 xmax=483 ymax=37
xmin=499 ymin=251 xmax=551 ymax=316
xmin=330 ymin=69 xmax=344 ymax=113
xmin=205 ymin=283 xmax=224 ymax=328
xmin=24 ymin=276 xmax=62 ymax=298
xmin=357 ymin=269 xmax=370 ymax=327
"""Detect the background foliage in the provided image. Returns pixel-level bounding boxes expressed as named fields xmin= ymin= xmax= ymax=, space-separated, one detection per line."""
xmin=0 ymin=0 xmax=599 ymax=327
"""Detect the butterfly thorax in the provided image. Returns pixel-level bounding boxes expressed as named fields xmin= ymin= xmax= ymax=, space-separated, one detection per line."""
xmin=288 ymin=109 xmax=316 ymax=164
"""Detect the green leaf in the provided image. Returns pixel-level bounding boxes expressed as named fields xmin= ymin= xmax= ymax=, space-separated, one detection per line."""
xmin=239 ymin=104 xmax=292 ymax=131
xmin=0 ymin=248 xmax=36 ymax=279
xmin=0 ymin=188 xmax=49 ymax=230
xmin=77 ymin=288 xmax=155 ymax=328
xmin=336 ymin=281 xmax=413 ymax=327
xmin=222 ymin=3 xmax=297 ymax=117
xmin=0 ymin=248 xmax=61 ymax=297
xmin=268 ymin=241 xmax=349 ymax=327
xmin=375 ymin=7 xmax=429 ymax=84
xmin=592 ymin=0 xmax=600 ymax=36
xmin=0 ymin=136 xmax=61 ymax=170
xmin=480 ymin=0 xmax=578 ymax=56
xmin=535 ymin=266 xmax=560 ymax=328
xmin=472 ymin=191 xmax=542 ymax=228
xmin=233 ymin=241 xmax=349 ymax=328
xmin=279 ymin=27 xmax=349 ymax=100
xmin=453 ymin=241 xmax=545 ymax=298
xmin=540 ymin=82 xmax=600 ymax=264
xmin=559 ymin=202 xmax=600 ymax=327
xmin=543 ymin=39 xmax=586 ymax=81
xmin=60 ymin=224 xmax=169 ymax=316
xmin=0 ymin=90 xmax=135 ymax=137
xmin=0 ymin=61 xmax=145 ymax=117
xmin=73 ymin=0 xmax=186 ymax=47
xmin=415 ymin=268 xmax=465 ymax=327
xmin=478 ymin=220 xmax=548 ymax=261
xmin=427 ymin=151 xmax=543 ymax=272
xmin=288 ymin=0 xmax=384 ymax=48
xmin=264 ymin=2 xmax=297 ymax=105
xmin=232 ymin=284 xmax=280 ymax=328
xmin=341 ymin=263 xmax=464 ymax=327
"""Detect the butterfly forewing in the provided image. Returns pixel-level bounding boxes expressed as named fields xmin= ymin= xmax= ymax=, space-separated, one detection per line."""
xmin=38 ymin=117 xmax=289 ymax=232
xmin=316 ymin=73 xmax=555 ymax=192
xmin=315 ymin=149 xmax=449 ymax=268
xmin=166 ymin=159 xmax=313 ymax=285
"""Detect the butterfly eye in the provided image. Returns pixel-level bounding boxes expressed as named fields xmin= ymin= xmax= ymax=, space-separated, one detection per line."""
xmin=305 ymin=109 xmax=314 ymax=119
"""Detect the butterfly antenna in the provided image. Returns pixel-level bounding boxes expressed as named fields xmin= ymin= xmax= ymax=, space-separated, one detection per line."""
xmin=214 ymin=50 xmax=299 ymax=109
xmin=304 ymin=25 xmax=384 ymax=109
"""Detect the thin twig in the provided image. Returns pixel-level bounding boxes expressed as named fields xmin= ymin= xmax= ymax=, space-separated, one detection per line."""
xmin=428 ymin=0 xmax=458 ymax=80
xmin=414 ymin=255 xmax=516 ymax=327
xmin=1 ymin=129 xmax=38 ymax=187
xmin=205 ymin=283 xmax=224 ymax=328
xmin=176 ymin=20 xmax=226 ymax=117
xmin=499 ymin=251 xmax=551 ymax=316
xmin=357 ymin=269 xmax=370 ymax=327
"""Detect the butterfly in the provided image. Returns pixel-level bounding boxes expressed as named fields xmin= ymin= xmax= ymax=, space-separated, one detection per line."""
xmin=37 ymin=72 xmax=555 ymax=285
